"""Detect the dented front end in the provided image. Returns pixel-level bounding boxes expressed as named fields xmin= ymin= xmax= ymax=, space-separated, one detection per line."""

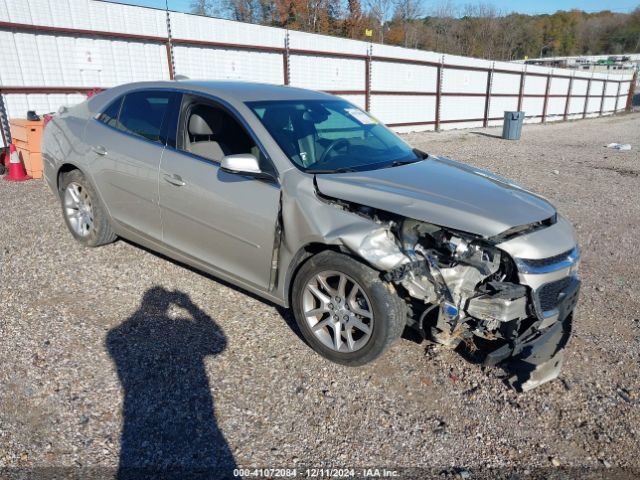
xmin=316 ymin=195 xmax=580 ymax=391
xmin=275 ymin=167 xmax=580 ymax=391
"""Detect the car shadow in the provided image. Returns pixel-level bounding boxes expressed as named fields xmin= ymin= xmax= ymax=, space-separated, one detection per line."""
xmin=121 ymin=239 xmax=307 ymax=346
xmin=106 ymin=286 xmax=237 ymax=479
xmin=470 ymin=131 xmax=504 ymax=139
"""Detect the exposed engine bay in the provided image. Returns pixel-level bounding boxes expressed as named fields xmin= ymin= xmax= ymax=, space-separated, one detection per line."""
xmin=326 ymin=197 xmax=580 ymax=392
xmin=362 ymin=218 xmax=533 ymax=347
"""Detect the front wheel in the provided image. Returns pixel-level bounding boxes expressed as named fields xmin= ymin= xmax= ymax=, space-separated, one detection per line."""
xmin=291 ymin=251 xmax=406 ymax=366
xmin=60 ymin=169 xmax=116 ymax=247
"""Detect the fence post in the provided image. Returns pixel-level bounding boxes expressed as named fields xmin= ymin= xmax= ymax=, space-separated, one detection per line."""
xmin=0 ymin=92 xmax=10 ymax=146
xmin=625 ymin=71 xmax=638 ymax=112
xmin=563 ymin=72 xmax=573 ymax=121
xmin=483 ymin=63 xmax=493 ymax=128
xmin=614 ymin=80 xmax=622 ymax=113
xmin=165 ymin=7 xmax=175 ymax=79
xmin=517 ymin=68 xmax=525 ymax=112
xmin=165 ymin=42 xmax=175 ymax=80
xmin=435 ymin=55 xmax=444 ymax=132
xmin=582 ymin=75 xmax=592 ymax=119
xmin=283 ymin=30 xmax=290 ymax=86
xmin=541 ymin=72 xmax=551 ymax=123
xmin=599 ymin=74 xmax=607 ymax=116
xmin=365 ymin=44 xmax=372 ymax=112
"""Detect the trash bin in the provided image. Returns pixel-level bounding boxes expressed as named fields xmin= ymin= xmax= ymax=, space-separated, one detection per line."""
xmin=502 ymin=111 xmax=525 ymax=140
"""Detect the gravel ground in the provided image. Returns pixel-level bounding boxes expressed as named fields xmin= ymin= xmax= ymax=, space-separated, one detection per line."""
xmin=1 ymin=113 xmax=639 ymax=478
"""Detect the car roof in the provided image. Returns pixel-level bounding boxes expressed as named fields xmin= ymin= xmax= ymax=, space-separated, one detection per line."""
xmin=114 ymin=80 xmax=335 ymax=103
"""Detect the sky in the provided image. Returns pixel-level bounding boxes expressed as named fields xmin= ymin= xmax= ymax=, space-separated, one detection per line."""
xmin=108 ymin=0 xmax=639 ymax=16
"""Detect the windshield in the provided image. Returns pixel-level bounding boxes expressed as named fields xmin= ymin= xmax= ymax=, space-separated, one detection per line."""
xmin=246 ymin=99 xmax=422 ymax=173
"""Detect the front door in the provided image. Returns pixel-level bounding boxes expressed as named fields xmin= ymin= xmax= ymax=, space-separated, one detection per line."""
xmin=159 ymin=95 xmax=280 ymax=290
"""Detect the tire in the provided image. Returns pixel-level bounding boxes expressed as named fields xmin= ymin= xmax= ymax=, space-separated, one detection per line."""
xmin=59 ymin=169 xmax=117 ymax=247
xmin=291 ymin=250 xmax=406 ymax=366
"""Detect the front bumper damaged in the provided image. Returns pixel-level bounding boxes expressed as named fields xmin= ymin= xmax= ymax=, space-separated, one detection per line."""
xmin=484 ymin=277 xmax=580 ymax=392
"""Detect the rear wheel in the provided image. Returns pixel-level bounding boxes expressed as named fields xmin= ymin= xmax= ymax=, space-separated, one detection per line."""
xmin=60 ymin=169 xmax=116 ymax=247
xmin=292 ymin=251 xmax=405 ymax=366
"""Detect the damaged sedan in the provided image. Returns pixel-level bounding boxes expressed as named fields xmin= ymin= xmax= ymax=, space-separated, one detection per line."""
xmin=42 ymin=81 xmax=580 ymax=391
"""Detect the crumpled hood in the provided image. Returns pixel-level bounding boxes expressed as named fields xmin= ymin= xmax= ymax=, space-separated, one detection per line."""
xmin=315 ymin=156 xmax=556 ymax=238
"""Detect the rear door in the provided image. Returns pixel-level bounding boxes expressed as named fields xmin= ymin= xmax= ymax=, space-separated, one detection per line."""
xmin=158 ymin=94 xmax=280 ymax=290
xmin=84 ymin=90 xmax=177 ymax=241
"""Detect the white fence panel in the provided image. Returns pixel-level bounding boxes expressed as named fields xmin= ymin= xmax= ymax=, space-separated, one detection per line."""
xmin=602 ymin=96 xmax=617 ymax=112
xmin=587 ymin=96 xmax=602 ymax=112
xmin=370 ymin=62 xmax=437 ymax=92
xmin=550 ymin=77 xmax=569 ymax=95
xmin=616 ymin=94 xmax=628 ymax=111
xmin=441 ymin=69 xmax=487 ymax=94
xmin=372 ymin=44 xmax=441 ymax=63
xmin=524 ymin=75 xmax=547 ymax=95
xmin=522 ymin=97 xmax=544 ymax=118
xmin=88 ymin=1 xmax=167 ymax=36
xmin=492 ymin=72 xmax=520 ymax=94
xmin=546 ymin=97 xmax=566 ymax=117
xmin=289 ymin=29 xmax=368 ymax=56
xmin=590 ymin=80 xmax=605 ymax=96
xmin=0 ymin=32 xmax=168 ymax=88
xmin=289 ymin=56 xmax=364 ymax=91
xmin=571 ymin=79 xmax=589 ymax=95
xmin=5 ymin=93 xmax=86 ymax=118
xmin=370 ymin=95 xmax=435 ymax=126
xmin=488 ymin=96 xmax=518 ymax=119
xmin=174 ymin=46 xmax=282 ymax=83
xmin=171 ymin=12 xmax=284 ymax=48
xmin=440 ymin=96 xmax=485 ymax=121
xmin=605 ymin=81 xmax=619 ymax=96
xmin=568 ymin=97 xmax=585 ymax=114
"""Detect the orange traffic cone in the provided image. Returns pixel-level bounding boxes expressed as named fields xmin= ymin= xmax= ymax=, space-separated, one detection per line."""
xmin=3 ymin=143 xmax=31 ymax=182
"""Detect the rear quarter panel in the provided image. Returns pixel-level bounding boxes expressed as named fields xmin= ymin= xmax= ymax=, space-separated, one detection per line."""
xmin=42 ymin=101 xmax=93 ymax=193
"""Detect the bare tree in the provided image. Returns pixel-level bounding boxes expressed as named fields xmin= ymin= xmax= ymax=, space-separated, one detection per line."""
xmin=393 ymin=0 xmax=424 ymax=47
xmin=191 ymin=0 xmax=211 ymax=15
xmin=457 ymin=3 xmax=499 ymax=58
xmin=190 ymin=0 xmax=224 ymax=16
xmin=367 ymin=0 xmax=393 ymax=42
xmin=227 ymin=0 xmax=260 ymax=22
xmin=428 ymin=0 xmax=457 ymax=53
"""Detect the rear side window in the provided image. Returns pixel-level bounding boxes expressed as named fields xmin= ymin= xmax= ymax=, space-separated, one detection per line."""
xmin=97 ymin=97 xmax=122 ymax=128
xmin=118 ymin=91 xmax=174 ymax=144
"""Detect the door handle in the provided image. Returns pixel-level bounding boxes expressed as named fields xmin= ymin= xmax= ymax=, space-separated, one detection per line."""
xmin=163 ymin=173 xmax=186 ymax=187
xmin=91 ymin=145 xmax=107 ymax=156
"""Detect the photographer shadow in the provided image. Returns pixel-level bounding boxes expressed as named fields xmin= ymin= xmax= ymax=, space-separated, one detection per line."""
xmin=106 ymin=286 xmax=237 ymax=479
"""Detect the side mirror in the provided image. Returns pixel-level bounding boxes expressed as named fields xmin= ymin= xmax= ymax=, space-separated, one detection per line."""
xmin=220 ymin=154 xmax=273 ymax=180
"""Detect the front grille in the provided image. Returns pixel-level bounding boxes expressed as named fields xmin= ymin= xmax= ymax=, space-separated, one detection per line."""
xmin=514 ymin=246 xmax=579 ymax=274
xmin=521 ymin=249 xmax=574 ymax=269
xmin=537 ymin=276 xmax=573 ymax=311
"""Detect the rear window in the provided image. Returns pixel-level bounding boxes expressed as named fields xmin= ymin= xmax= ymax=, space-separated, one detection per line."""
xmin=117 ymin=91 xmax=174 ymax=143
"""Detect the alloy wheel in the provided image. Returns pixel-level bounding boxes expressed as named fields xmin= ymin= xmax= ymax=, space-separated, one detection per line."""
xmin=64 ymin=182 xmax=94 ymax=237
xmin=302 ymin=270 xmax=374 ymax=353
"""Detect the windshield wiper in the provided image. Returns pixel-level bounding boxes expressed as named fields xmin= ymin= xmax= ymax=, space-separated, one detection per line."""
xmin=306 ymin=167 xmax=359 ymax=174
xmin=385 ymin=158 xmax=423 ymax=168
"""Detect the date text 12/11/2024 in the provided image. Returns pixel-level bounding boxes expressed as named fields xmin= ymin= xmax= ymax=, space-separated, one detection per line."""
xmin=232 ymin=468 xmax=400 ymax=477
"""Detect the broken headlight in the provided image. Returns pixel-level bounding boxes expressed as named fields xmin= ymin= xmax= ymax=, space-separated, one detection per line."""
xmin=346 ymin=227 xmax=410 ymax=271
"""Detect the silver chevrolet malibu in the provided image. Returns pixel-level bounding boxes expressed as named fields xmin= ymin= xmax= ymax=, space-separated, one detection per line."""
xmin=43 ymin=81 xmax=580 ymax=391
